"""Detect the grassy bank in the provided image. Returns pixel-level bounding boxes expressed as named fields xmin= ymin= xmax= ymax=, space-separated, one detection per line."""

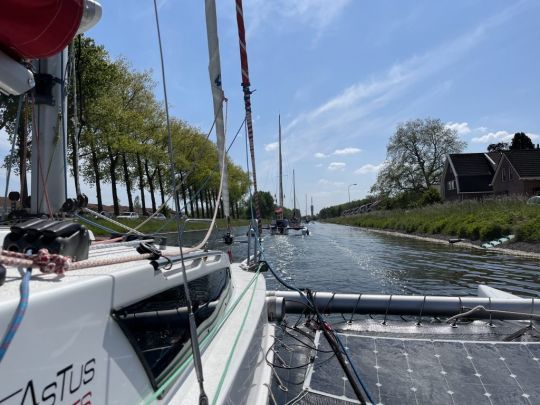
xmin=327 ymin=198 xmax=540 ymax=243
xmin=76 ymin=216 xmax=250 ymax=237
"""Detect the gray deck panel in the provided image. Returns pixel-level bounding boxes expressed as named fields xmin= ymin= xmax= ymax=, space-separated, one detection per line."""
xmin=347 ymin=336 xmax=380 ymax=402
xmin=306 ymin=334 xmax=540 ymax=405
xmin=366 ymin=338 xmax=417 ymax=404
xmin=433 ymin=340 xmax=491 ymax=404
xmin=496 ymin=344 xmax=540 ymax=404
xmin=403 ymin=339 xmax=454 ymax=405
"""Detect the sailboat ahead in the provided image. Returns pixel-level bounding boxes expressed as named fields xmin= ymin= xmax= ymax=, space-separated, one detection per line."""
xmin=270 ymin=115 xmax=289 ymax=235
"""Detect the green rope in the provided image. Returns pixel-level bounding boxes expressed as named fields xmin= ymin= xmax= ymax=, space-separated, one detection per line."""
xmin=143 ymin=267 xmax=261 ymax=404
xmin=211 ymin=268 xmax=260 ymax=404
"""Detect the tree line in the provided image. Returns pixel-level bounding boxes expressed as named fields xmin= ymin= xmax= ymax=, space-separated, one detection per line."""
xmin=0 ymin=36 xmax=250 ymax=218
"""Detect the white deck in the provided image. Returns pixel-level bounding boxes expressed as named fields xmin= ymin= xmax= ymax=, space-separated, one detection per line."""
xmin=0 ymin=232 xmax=272 ymax=404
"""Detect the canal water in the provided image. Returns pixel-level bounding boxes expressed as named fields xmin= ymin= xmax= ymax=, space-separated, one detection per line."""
xmin=180 ymin=222 xmax=540 ymax=298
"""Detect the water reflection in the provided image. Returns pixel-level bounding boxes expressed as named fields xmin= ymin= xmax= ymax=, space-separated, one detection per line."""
xmin=168 ymin=222 xmax=540 ymax=298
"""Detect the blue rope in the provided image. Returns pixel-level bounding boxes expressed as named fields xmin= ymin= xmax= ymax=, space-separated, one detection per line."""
xmin=0 ymin=268 xmax=32 ymax=364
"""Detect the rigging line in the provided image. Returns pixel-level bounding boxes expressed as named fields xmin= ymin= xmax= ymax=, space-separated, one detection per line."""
xmin=259 ymin=258 xmax=374 ymax=403
xmin=144 ymin=266 xmax=261 ymax=404
xmin=31 ymin=93 xmax=54 ymax=218
xmin=139 ymin=116 xmax=246 ymax=237
xmin=124 ymin=99 xmax=229 ymax=235
xmin=60 ymin=49 xmax=68 ymax=202
xmin=212 ymin=270 xmax=259 ymax=405
xmin=2 ymin=95 xmax=24 ymax=220
xmin=152 ymin=2 xmax=209 ymax=403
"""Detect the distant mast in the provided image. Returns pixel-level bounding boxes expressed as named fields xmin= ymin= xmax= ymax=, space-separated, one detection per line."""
xmin=234 ymin=0 xmax=262 ymax=229
xmin=204 ymin=0 xmax=229 ymax=222
xmin=278 ymin=115 xmax=284 ymax=219
xmin=293 ymin=169 xmax=297 ymax=219
xmin=311 ymin=196 xmax=314 ymax=217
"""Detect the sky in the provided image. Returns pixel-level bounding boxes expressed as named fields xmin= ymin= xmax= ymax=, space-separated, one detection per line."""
xmin=2 ymin=0 xmax=540 ymax=213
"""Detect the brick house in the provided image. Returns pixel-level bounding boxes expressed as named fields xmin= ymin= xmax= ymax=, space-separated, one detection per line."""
xmin=441 ymin=149 xmax=540 ymax=200
xmin=490 ymin=150 xmax=540 ymax=196
xmin=440 ymin=153 xmax=497 ymax=200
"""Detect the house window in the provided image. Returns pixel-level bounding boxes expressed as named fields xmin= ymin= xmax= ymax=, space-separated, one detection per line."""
xmin=502 ymin=168 xmax=507 ymax=182
xmin=509 ymin=168 xmax=514 ymax=181
xmin=112 ymin=267 xmax=231 ymax=389
xmin=447 ymin=180 xmax=456 ymax=191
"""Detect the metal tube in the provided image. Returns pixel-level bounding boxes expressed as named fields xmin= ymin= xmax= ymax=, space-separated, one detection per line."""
xmin=267 ymin=291 xmax=539 ymax=320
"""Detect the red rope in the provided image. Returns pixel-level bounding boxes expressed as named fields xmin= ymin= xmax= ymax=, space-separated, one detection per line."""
xmin=0 ymin=247 xmax=196 ymax=275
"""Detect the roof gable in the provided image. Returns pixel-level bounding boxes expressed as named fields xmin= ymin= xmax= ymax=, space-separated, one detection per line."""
xmin=447 ymin=153 xmax=495 ymax=193
xmin=448 ymin=153 xmax=495 ymax=176
xmin=502 ymin=149 xmax=540 ymax=178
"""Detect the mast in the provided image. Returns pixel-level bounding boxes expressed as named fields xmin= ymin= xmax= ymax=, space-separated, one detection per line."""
xmin=278 ymin=115 xmax=283 ymax=218
xmin=235 ymin=0 xmax=262 ymax=228
xmin=293 ymin=169 xmax=296 ymax=218
xmin=311 ymin=196 xmax=314 ymax=217
xmin=305 ymin=194 xmax=308 ymax=220
xmin=31 ymin=50 xmax=68 ymax=215
xmin=204 ymin=0 xmax=229 ymax=223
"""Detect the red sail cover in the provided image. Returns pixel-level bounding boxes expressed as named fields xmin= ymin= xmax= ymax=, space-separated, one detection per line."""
xmin=0 ymin=0 xmax=84 ymax=60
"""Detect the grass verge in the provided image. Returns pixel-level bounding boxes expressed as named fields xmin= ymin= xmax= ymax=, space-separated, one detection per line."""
xmin=326 ymin=198 xmax=540 ymax=243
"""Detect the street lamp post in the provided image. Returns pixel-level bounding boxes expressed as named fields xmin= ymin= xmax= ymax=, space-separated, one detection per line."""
xmin=348 ymin=183 xmax=357 ymax=203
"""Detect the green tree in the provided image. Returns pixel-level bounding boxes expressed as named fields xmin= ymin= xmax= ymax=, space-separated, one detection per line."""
xmin=372 ymin=118 xmax=466 ymax=196
xmin=509 ymin=132 xmax=534 ymax=150
xmin=487 ymin=142 xmax=508 ymax=152
xmin=244 ymin=191 xmax=274 ymax=219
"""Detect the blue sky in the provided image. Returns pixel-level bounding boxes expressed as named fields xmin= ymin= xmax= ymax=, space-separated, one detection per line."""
xmin=2 ymin=0 xmax=540 ymax=213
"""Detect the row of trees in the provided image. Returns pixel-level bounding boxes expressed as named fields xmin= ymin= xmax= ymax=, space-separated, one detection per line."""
xmin=0 ymin=36 xmax=250 ymax=218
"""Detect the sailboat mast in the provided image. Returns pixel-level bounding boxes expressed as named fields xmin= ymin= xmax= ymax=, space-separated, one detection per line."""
xmin=235 ymin=0 xmax=262 ymax=228
xmin=31 ymin=51 xmax=69 ymax=215
xmin=311 ymin=196 xmax=314 ymax=217
xmin=204 ymin=0 xmax=229 ymax=221
xmin=278 ymin=115 xmax=283 ymax=212
xmin=293 ymin=169 xmax=296 ymax=215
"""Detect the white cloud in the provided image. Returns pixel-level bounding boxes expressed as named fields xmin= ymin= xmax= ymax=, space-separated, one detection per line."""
xmin=314 ymin=148 xmax=361 ymax=158
xmin=445 ymin=122 xmax=471 ymax=135
xmin=246 ymin=0 xmax=351 ymax=35
xmin=355 ymin=163 xmax=384 ymax=174
xmin=315 ymin=163 xmax=323 ymax=167
xmin=471 ymin=130 xmax=540 ymax=144
xmin=328 ymin=162 xmax=346 ymax=171
xmin=319 ymin=178 xmax=345 ymax=186
xmin=333 ymin=147 xmax=362 ymax=155
xmin=265 ymin=142 xmax=278 ymax=152
xmin=281 ymin=4 xmax=527 ymax=164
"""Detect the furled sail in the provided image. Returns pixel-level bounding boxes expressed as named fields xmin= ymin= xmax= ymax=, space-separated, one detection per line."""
xmin=204 ymin=0 xmax=230 ymax=220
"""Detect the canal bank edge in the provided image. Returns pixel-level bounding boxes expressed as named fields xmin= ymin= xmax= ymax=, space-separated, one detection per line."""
xmin=333 ymin=223 xmax=540 ymax=261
